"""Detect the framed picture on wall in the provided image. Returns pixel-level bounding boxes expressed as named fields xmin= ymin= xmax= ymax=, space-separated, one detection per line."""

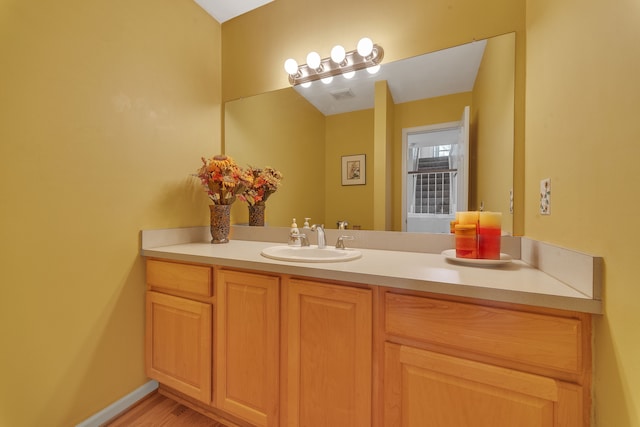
xmin=341 ymin=154 xmax=366 ymax=186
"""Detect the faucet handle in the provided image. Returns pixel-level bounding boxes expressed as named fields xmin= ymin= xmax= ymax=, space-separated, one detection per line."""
xmin=335 ymin=235 xmax=355 ymax=249
xmin=290 ymin=233 xmax=310 ymax=246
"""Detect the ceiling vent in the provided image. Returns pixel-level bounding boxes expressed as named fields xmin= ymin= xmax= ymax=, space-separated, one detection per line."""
xmin=330 ymin=88 xmax=355 ymax=101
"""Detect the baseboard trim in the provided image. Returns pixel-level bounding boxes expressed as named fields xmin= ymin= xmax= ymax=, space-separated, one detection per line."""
xmin=75 ymin=380 xmax=159 ymax=427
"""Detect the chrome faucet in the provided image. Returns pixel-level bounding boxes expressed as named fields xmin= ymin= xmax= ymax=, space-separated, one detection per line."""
xmin=310 ymin=224 xmax=326 ymax=249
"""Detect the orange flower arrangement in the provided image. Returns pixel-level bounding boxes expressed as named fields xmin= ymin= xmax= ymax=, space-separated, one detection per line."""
xmin=239 ymin=166 xmax=284 ymax=206
xmin=195 ymin=155 xmax=249 ymax=205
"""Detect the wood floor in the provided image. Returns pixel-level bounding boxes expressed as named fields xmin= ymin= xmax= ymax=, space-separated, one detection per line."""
xmin=104 ymin=392 xmax=230 ymax=427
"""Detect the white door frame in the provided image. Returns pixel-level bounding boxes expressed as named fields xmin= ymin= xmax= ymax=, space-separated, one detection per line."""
xmin=401 ymin=107 xmax=469 ymax=232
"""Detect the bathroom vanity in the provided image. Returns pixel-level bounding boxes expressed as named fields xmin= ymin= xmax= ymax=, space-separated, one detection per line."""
xmin=141 ymin=226 xmax=601 ymax=427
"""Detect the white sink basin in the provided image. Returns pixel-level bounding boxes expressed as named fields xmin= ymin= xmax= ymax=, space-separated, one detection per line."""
xmin=261 ymin=245 xmax=362 ymax=263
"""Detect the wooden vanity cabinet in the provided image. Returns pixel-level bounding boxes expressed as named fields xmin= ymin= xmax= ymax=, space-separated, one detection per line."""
xmin=215 ymin=268 xmax=280 ymax=427
xmin=145 ymin=259 xmax=213 ymax=404
xmin=144 ymin=258 xmax=592 ymax=427
xmin=381 ymin=289 xmax=591 ymax=427
xmin=284 ymin=278 xmax=373 ymax=427
xmin=144 ymin=261 xmax=373 ymax=427
xmin=213 ymin=274 xmax=374 ymax=426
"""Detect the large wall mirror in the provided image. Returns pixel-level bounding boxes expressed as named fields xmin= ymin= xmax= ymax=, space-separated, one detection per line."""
xmin=225 ymin=32 xmax=515 ymax=234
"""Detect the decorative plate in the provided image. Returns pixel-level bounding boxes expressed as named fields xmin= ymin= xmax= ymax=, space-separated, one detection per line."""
xmin=441 ymin=249 xmax=512 ymax=266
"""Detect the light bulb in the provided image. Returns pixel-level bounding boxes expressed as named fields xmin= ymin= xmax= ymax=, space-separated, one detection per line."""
xmin=330 ymin=45 xmax=346 ymax=64
xmin=321 ymin=76 xmax=334 ymax=84
xmin=301 ymin=81 xmax=312 ymax=88
xmin=366 ymin=64 xmax=381 ymax=74
xmin=306 ymin=51 xmax=321 ymax=69
xmin=357 ymin=37 xmax=374 ymax=57
xmin=284 ymin=58 xmax=298 ymax=75
xmin=343 ymin=71 xmax=356 ymax=79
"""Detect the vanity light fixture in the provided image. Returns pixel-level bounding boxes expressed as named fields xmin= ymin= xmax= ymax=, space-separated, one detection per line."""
xmin=284 ymin=37 xmax=384 ymax=86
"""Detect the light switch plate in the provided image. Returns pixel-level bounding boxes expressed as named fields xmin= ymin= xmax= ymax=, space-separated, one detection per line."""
xmin=540 ymin=178 xmax=551 ymax=215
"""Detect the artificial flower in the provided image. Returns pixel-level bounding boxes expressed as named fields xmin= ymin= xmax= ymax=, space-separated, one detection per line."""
xmin=239 ymin=166 xmax=284 ymax=206
xmin=195 ymin=155 xmax=250 ymax=205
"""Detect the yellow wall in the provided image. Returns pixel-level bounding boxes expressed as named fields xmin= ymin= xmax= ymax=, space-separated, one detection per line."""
xmin=325 ymin=110 xmax=375 ymax=230
xmin=472 ymin=33 xmax=515 ymax=233
xmin=224 ymin=88 xmax=326 ymax=227
xmin=373 ymin=81 xmax=395 ymax=230
xmin=0 ymin=1 xmax=221 ymax=425
xmin=526 ymin=0 xmax=640 ymax=424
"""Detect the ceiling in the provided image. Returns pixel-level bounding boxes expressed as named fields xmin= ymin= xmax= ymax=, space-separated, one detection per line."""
xmin=193 ymin=0 xmax=273 ymax=23
xmin=294 ymin=39 xmax=487 ymax=116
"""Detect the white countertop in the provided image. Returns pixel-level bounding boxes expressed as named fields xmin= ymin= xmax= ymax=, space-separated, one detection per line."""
xmin=141 ymin=229 xmax=602 ymax=314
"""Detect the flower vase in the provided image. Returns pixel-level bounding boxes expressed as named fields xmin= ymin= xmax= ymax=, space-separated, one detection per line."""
xmin=248 ymin=204 xmax=265 ymax=226
xmin=209 ymin=204 xmax=231 ymax=243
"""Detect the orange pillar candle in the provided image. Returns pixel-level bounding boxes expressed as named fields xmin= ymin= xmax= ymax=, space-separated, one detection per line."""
xmin=455 ymin=211 xmax=480 ymax=258
xmin=450 ymin=212 xmax=460 ymax=234
xmin=478 ymin=212 xmax=502 ymax=259
xmin=457 ymin=211 xmax=479 ymax=226
xmin=455 ymin=224 xmax=477 ymax=258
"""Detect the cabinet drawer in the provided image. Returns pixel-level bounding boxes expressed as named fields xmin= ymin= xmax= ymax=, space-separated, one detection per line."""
xmin=146 ymin=259 xmax=212 ymax=297
xmin=385 ymin=293 xmax=583 ymax=374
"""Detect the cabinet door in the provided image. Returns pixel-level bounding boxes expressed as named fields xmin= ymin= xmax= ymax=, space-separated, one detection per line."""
xmin=145 ymin=291 xmax=212 ymax=403
xmin=287 ymin=279 xmax=372 ymax=427
xmin=384 ymin=343 xmax=584 ymax=427
xmin=215 ymin=269 xmax=280 ymax=427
